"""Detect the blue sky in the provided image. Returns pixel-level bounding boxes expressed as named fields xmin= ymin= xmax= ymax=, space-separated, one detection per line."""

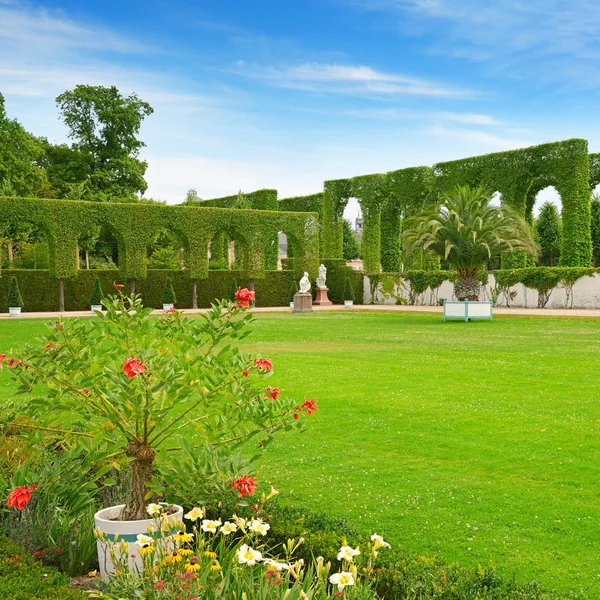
xmin=2 ymin=0 xmax=600 ymax=217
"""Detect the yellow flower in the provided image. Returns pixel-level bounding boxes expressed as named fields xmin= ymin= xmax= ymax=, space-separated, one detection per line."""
xmin=210 ymin=561 xmax=222 ymax=572
xmin=178 ymin=548 xmax=193 ymax=557
xmin=167 ymin=551 xmax=182 ymax=564
xmin=173 ymin=530 xmax=194 ymax=544
xmin=185 ymin=560 xmax=201 ymax=572
xmin=203 ymin=550 xmax=217 ymax=559
xmin=138 ymin=543 xmax=155 ymax=556
xmin=184 ymin=506 xmax=205 ymax=521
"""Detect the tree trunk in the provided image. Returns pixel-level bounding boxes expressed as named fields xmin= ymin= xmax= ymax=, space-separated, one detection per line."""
xmin=121 ymin=443 xmax=156 ymax=521
xmin=85 ymin=250 xmax=90 ymax=270
xmin=59 ymin=279 xmax=65 ymax=312
xmin=249 ymin=278 xmax=255 ymax=307
xmin=192 ymin=279 xmax=198 ymax=309
xmin=454 ymin=273 xmax=481 ymax=301
xmin=7 ymin=239 xmax=13 ymax=267
xmin=130 ymin=279 xmax=136 ymax=294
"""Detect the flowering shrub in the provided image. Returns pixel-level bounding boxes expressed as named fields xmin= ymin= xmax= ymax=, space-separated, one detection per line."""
xmin=93 ymin=491 xmax=388 ymax=599
xmin=1 ymin=290 xmax=316 ymax=520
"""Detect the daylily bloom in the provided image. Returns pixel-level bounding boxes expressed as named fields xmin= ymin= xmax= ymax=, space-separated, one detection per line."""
xmin=370 ymin=533 xmax=391 ymax=550
xmin=232 ymin=475 xmax=257 ymax=498
xmin=237 ymin=544 xmax=262 ymax=566
xmin=234 ymin=288 xmax=255 ymax=308
xmin=220 ymin=521 xmax=238 ymax=535
xmin=249 ymin=518 xmax=270 ymax=536
xmin=123 ymin=357 xmax=146 ymax=378
xmin=135 ymin=534 xmax=154 ymax=546
xmin=201 ymin=519 xmax=222 ymax=534
xmin=266 ymin=386 xmax=280 ymax=400
xmin=337 ymin=545 xmax=361 ymax=562
xmin=146 ymin=503 xmax=162 ymax=517
xmin=329 ymin=571 xmax=355 ymax=591
xmin=184 ymin=507 xmax=204 ymax=521
xmin=6 ymin=483 xmax=38 ymax=510
xmin=263 ymin=558 xmax=290 ymax=571
xmin=254 ymin=358 xmax=273 ymax=372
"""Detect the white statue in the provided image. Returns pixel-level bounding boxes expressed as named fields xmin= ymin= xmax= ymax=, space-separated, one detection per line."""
xmin=316 ymin=264 xmax=327 ymax=288
xmin=299 ymin=272 xmax=311 ymax=293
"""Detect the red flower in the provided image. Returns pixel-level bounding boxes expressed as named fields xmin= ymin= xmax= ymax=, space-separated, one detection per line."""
xmin=242 ymin=370 xmax=249 ymax=377
xmin=56 ymin=548 xmax=63 ymax=555
xmin=155 ymin=580 xmax=165 ymax=590
xmin=297 ymin=398 xmax=318 ymax=416
xmin=293 ymin=413 xmax=299 ymax=420
xmin=44 ymin=342 xmax=59 ymax=350
xmin=44 ymin=343 xmax=52 ymax=350
xmin=123 ymin=357 xmax=146 ymax=378
xmin=6 ymin=483 xmax=38 ymax=510
xmin=266 ymin=386 xmax=280 ymax=401
xmin=82 ymin=388 xmax=89 ymax=395
xmin=113 ymin=282 xmax=124 ymax=290
xmin=0 ymin=354 xmax=5 ymax=369
xmin=165 ymin=307 xmax=177 ymax=314
xmin=6 ymin=358 xmax=21 ymax=368
xmin=33 ymin=550 xmax=45 ymax=557
xmin=232 ymin=475 xmax=257 ymax=498
xmin=254 ymin=358 xmax=273 ymax=372
xmin=234 ymin=288 xmax=255 ymax=308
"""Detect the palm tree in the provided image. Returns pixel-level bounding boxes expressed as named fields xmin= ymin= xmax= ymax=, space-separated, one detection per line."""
xmin=403 ymin=185 xmax=537 ymax=301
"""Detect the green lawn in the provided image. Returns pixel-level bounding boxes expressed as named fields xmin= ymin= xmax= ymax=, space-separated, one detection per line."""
xmin=1 ymin=312 xmax=599 ymax=596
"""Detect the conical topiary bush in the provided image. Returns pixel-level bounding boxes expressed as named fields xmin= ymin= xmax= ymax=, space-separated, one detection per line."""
xmin=7 ymin=276 xmax=23 ymax=308
xmin=161 ymin=277 xmax=177 ymax=307
xmin=89 ymin=278 xmax=104 ymax=308
xmin=228 ymin=278 xmax=238 ymax=302
xmin=343 ymin=277 xmax=355 ymax=305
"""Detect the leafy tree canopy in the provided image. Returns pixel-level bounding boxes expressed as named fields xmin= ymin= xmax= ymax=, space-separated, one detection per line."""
xmin=535 ymin=201 xmax=562 ymax=267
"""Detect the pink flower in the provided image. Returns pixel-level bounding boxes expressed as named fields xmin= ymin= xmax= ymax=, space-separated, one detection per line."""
xmin=123 ymin=357 xmax=146 ymax=378
xmin=232 ymin=475 xmax=257 ymax=498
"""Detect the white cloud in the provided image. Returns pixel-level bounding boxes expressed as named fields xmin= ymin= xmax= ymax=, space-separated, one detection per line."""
xmin=231 ymin=61 xmax=474 ymax=98
xmin=427 ymin=125 xmax=533 ymax=151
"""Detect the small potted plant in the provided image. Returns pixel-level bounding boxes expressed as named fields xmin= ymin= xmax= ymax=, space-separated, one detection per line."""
xmin=288 ymin=280 xmax=298 ymax=309
xmin=7 ymin=276 xmax=23 ymax=316
xmin=161 ymin=277 xmax=176 ymax=312
xmin=89 ymin=278 xmax=104 ymax=313
xmin=343 ymin=277 xmax=355 ymax=308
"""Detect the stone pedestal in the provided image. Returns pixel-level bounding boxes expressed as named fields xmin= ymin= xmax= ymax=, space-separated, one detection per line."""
xmin=293 ymin=292 xmax=313 ymax=312
xmin=314 ymin=286 xmax=332 ymax=306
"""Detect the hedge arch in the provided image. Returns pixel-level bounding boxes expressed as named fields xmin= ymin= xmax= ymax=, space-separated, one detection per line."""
xmin=0 ymin=198 xmax=319 ymax=282
xmin=322 ymin=179 xmax=351 ymax=260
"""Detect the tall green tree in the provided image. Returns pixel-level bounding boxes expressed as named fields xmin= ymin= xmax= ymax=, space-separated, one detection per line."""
xmin=342 ymin=218 xmax=361 ymax=260
xmin=591 ymin=195 xmax=600 ymax=267
xmin=0 ymin=92 xmax=49 ymax=198
xmin=47 ymin=85 xmax=153 ymax=202
xmin=403 ymin=185 xmax=536 ymax=300
xmin=535 ymin=201 xmax=562 ymax=266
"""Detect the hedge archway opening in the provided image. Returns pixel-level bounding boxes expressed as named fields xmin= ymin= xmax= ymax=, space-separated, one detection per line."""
xmin=148 ymin=227 xmax=188 ymax=271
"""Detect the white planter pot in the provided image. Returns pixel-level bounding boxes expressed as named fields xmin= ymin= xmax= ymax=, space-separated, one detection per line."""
xmin=344 ymin=300 xmax=353 ymax=308
xmin=290 ymin=302 xmax=294 ymax=309
xmin=163 ymin=304 xmax=174 ymax=312
xmin=91 ymin=305 xmax=103 ymax=313
xmin=94 ymin=503 xmax=183 ymax=579
xmin=8 ymin=307 xmax=21 ymax=317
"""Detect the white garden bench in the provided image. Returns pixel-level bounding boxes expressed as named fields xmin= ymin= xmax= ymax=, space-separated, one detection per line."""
xmin=443 ymin=299 xmax=493 ymax=322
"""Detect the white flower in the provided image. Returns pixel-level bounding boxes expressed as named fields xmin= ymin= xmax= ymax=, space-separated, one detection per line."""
xmin=237 ymin=543 xmax=262 ymax=566
xmin=146 ymin=503 xmax=162 ymax=517
xmin=370 ymin=534 xmax=391 ymax=550
xmin=263 ymin=558 xmax=289 ymax=571
xmin=134 ymin=533 xmax=154 ymax=548
xmin=201 ymin=519 xmax=222 ymax=533
xmin=329 ymin=571 xmax=355 ymax=591
xmin=220 ymin=521 xmax=238 ymax=535
xmin=184 ymin=507 xmax=205 ymax=521
xmin=232 ymin=514 xmax=248 ymax=529
xmin=337 ymin=545 xmax=361 ymax=562
xmin=249 ymin=518 xmax=270 ymax=536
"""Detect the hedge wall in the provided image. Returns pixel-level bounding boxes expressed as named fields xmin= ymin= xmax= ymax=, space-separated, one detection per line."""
xmin=0 ymin=197 xmax=319 ymax=281
xmin=0 ymin=264 xmax=363 ymax=312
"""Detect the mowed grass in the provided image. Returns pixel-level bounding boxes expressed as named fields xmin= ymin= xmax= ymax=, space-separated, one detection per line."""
xmin=1 ymin=312 xmax=599 ymax=596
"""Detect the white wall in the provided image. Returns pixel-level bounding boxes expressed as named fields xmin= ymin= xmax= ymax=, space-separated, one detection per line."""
xmin=364 ymin=273 xmax=600 ymax=309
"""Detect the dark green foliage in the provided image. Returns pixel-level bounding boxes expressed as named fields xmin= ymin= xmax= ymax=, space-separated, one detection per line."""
xmin=0 ymin=537 xmax=86 ymax=599
xmin=49 ymin=85 xmax=154 ymax=202
xmin=161 ymin=276 xmax=177 ymax=305
xmin=6 ymin=276 xmax=22 ymax=308
xmin=342 ymin=218 xmax=360 ymax=259
xmin=228 ymin=277 xmax=238 ymax=301
xmin=88 ymin=277 xmax=104 ymax=305
xmin=288 ymin=279 xmax=298 ymax=302
xmin=321 ymin=259 xmax=363 ymax=304
xmin=535 ymin=202 xmax=562 ymax=266
xmin=591 ymin=195 xmax=600 ymax=266
xmin=343 ymin=277 xmax=355 ymax=301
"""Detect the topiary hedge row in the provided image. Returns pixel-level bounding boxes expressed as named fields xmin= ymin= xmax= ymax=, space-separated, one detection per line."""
xmin=0 ymin=265 xmax=363 ymax=312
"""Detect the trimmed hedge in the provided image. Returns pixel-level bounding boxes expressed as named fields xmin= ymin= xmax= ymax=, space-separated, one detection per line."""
xmin=0 ymin=264 xmax=363 ymax=312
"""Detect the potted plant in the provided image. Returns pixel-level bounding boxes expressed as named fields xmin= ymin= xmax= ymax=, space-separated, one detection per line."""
xmin=2 ymin=288 xmax=311 ymax=577
xmin=161 ymin=277 xmax=176 ymax=312
xmin=7 ymin=276 xmax=23 ymax=316
xmin=89 ymin=278 xmax=104 ymax=313
xmin=343 ymin=277 xmax=355 ymax=308
xmin=288 ymin=280 xmax=298 ymax=309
